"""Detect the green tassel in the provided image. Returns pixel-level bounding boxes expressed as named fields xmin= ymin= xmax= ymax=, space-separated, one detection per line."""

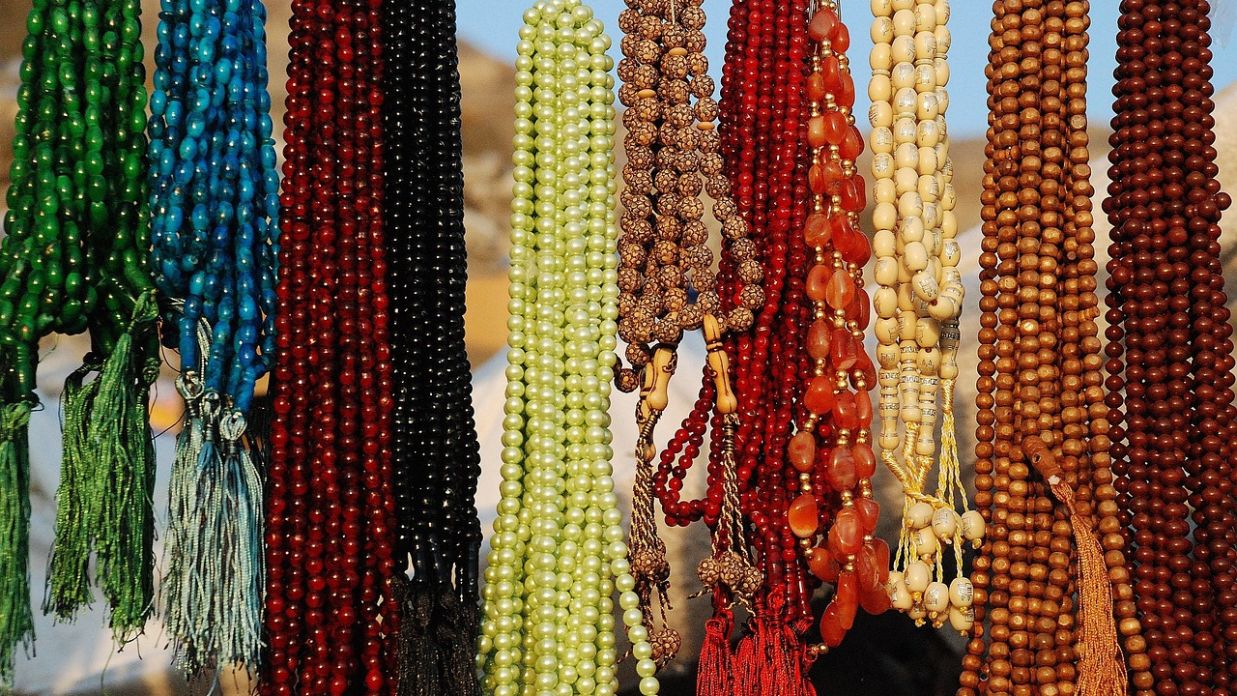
xmin=47 ymin=292 xmax=159 ymax=638
xmin=164 ymin=383 xmax=265 ymax=674
xmin=0 ymin=401 xmax=34 ymax=683
xmin=44 ymin=364 xmax=101 ymax=619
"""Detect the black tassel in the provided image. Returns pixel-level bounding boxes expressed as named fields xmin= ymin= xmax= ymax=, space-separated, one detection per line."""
xmin=436 ymin=588 xmax=480 ymax=696
xmin=396 ymin=576 xmax=441 ymax=696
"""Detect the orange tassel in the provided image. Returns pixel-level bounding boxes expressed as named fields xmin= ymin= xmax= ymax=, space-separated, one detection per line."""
xmin=1025 ymin=437 xmax=1127 ymax=696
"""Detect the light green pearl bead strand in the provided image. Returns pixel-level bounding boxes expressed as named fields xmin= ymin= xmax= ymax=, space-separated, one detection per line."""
xmin=479 ymin=2 xmax=658 ymax=695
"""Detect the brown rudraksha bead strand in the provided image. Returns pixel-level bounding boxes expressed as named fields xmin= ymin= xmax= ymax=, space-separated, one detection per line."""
xmin=1105 ymin=1 xmax=1236 ymax=693
xmin=615 ymin=0 xmax=765 ymax=669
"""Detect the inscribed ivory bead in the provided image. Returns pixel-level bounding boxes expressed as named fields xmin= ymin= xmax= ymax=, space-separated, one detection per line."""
xmin=871 ymin=17 xmax=893 ymax=43
xmin=913 ymin=525 xmax=940 ymax=559
xmin=868 ymin=74 xmax=893 ymax=103
xmin=915 ymin=32 xmax=935 ymax=60
xmin=923 ymin=582 xmax=949 ymax=613
xmin=949 ymin=577 xmax=974 ymax=608
xmin=873 ymin=229 xmax=896 ymax=256
xmin=872 ymin=0 xmax=893 ymax=16
xmin=874 ymin=287 xmax=898 ymax=319
xmin=891 ymin=36 xmax=915 ymax=64
xmin=932 ymin=507 xmax=959 ymax=540
xmin=892 ymin=63 xmax=916 ymax=90
xmin=903 ymin=241 xmax=928 ymax=272
xmin=892 ymin=9 xmax=915 ymax=35
xmin=875 ymin=258 xmax=899 ymax=287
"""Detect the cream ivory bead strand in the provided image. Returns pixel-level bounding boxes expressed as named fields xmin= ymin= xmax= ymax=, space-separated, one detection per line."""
xmin=868 ymin=0 xmax=980 ymax=632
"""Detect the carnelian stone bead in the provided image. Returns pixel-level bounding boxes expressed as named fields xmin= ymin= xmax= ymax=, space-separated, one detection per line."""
xmin=830 ymin=326 xmax=857 ymax=371
xmin=808 ymin=8 xmax=838 ymax=43
xmin=820 ymin=602 xmax=846 ymax=647
xmin=823 ymin=111 xmax=847 ymax=145
xmin=789 ymin=493 xmax=820 ymax=538
xmin=855 ymin=496 xmax=880 ymax=533
xmin=807 ymin=115 xmax=828 ymax=148
xmin=820 ymin=55 xmax=842 ymax=92
xmin=855 ymin=545 xmax=881 ymax=592
xmin=854 ymin=288 xmax=871 ymax=329
xmin=807 ymin=319 xmax=831 ymax=360
xmin=804 ymin=213 xmax=831 ymax=247
xmin=805 ymin=376 xmax=836 ymax=415
xmin=836 ymin=571 xmax=859 ymax=629
xmin=826 ymin=267 xmax=856 ymax=310
xmin=806 ymin=72 xmax=827 ymax=102
xmin=855 ymin=391 xmax=873 ymax=424
xmin=833 ymin=391 xmax=859 ymax=430
xmin=837 ymin=71 xmax=855 ymax=107
xmin=808 ymin=546 xmax=840 ymax=583
xmin=833 ymin=215 xmax=871 ymax=265
xmin=860 ymin=585 xmax=892 ymax=615
xmin=840 ymin=174 xmax=865 ymax=212
xmin=827 ymin=446 xmax=857 ymax=490
xmin=806 ymin=264 xmax=831 ymax=303
xmin=788 ymin=431 xmax=816 ymax=472
xmin=853 ymin=442 xmax=877 ymax=478
xmin=828 ymin=507 xmax=863 ymax=556
xmin=840 ymin=125 xmax=864 ymax=160
xmin=832 ymin=22 xmax=851 ymax=53
xmin=872 ymin=538 xmax=891 ymax=584
xmin=808 ymin=164 xmax=827 ymax=194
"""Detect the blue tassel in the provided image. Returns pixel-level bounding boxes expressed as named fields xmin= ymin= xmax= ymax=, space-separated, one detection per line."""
xmin=163 ymin=377 xmax=264 ymax=675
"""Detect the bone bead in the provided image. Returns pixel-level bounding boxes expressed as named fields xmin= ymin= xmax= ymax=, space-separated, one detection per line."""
xmin=949 ymin=577 xmax=974 ymax=608
xmin=923 ymin=581 xmax=949 ymax=614
xmin=888 ymin=572 xmax=913 ymax=610
xmin=949 ymin=605 xmax=974 ymax=633
xmin=872 ymin=0 xmax=893 ymax=17
xmin=905 ymin=561 xmax=931 ymax=594
xmin=932 ymin=507 xmax=959 ymax=541
xmin=961 ymin=510 xmax=985 ymax=545
xmin=913 ymin=526 xmax=940 ymax=559
xmin=875 ymin=257 xmax=900 ymax=287
xmin=906 ymin=501 xmax=934 ymax=529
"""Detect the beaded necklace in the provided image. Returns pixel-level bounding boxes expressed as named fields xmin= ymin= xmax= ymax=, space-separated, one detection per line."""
xmin=382 ymin=0 xmax=483 ymax=693
xmin=262 ymin=1 xmax=400 ymax=693
xmin=2 ymin=0 xmax=158 ymax=675
xmin=615 ymin=0 xmax=765 ymax=670
xmin=790 ymin=0 xmax=889 ymax=660
xmin=1106 ymin=1 xmax=1234 ymax=693
xmin=478 ymin=4 xmax=659 ymax=695
xmin=147 ymin=0 xmax=279 ymax=673
xmin=961 ymin=3 xmax=1138 ymax=694
xmin=866 ymin=0 xmax=982 ymax=629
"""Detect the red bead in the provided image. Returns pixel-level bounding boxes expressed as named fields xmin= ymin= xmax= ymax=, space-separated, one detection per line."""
xmin=855 ymin=543 xmax=882 ymax=592
xmin=833 ymin=215 xmax=871 ymax=265
xmin=807 ymin=319 xmax=832 ymax=361
xmin=839 ymin=125 xmax=864 ymax=160
xmin=789 ymin=493 xmax=820 ymax=538
xmin=823 ymin=111 xmax=848 ymax=145
xmin=826 ymin=267 xmax=856 ymax=310
xmin=808 ymin=8 xmax=839 ymax=43
xmin=804 ymin=213 xmax=831 ymax=248
xmin=827 ymin=446 xmax=857 ymax=491
xmin=840 ymin=174 xmax=866 ymax=212
xmin=808 ymin=546 xmax=840 ymax=583
xmin=833 ymin=23 xmax=852 ymax=52
xmin=788 ymin=431 xmax=816 ymax=472
xmin=820 ymin=56 xmax=842 ymax=93
xmin=830 ymin=326 xmax=857 ymax=371
xmin=806 ymin=72 xmax=827 ymax=102
xmin=855 ymin=496 xmax=880 ymax=533
xmin=833 ymin=392 xmax=859 ymax=430
xmin=853 ymin=442 xmax=877 ymax=478
xmin=860 ymin=584 xmax=892 ymax=615
xmin=828 ymin=507 xmax=863 ymax=556
xmin=820 ymin=602 xmax=846 ymax=647
xmin=836 ymin=571 xmax=859 ymax=629
xmin=807 ymin=115 xmax=828 ymax=148
xmin=806 ymin=264 xmax=832 ymax=303
xmin=805 ymin=376 xmax=836 ymax=415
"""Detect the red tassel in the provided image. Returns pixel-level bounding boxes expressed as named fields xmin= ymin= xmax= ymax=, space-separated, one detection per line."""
xmin=731 ymin=617 xmax=816 ymax=696
xmin=696 ymin=610 xmax=734 ymax=696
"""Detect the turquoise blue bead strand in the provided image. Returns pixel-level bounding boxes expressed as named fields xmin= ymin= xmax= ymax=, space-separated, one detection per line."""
xmin=146 ymin=0 xmax=279 ymax=675
xmin=479 ymin=2 xmax=659 ymax=694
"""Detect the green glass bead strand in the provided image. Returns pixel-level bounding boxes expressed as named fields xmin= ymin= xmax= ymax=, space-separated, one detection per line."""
xmin=0 ymin=0 xmax=161 ymax=656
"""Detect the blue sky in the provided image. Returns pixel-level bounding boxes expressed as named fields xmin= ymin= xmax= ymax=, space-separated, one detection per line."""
xmin=459 ymin=1 xmax=1237 ymax=140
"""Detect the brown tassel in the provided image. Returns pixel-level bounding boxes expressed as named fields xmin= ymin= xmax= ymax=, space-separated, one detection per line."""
xmin=1025 ymin=437 xmax=1127 ymax=696
xmin=695 ymin=609 xmax=733 ymax=696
